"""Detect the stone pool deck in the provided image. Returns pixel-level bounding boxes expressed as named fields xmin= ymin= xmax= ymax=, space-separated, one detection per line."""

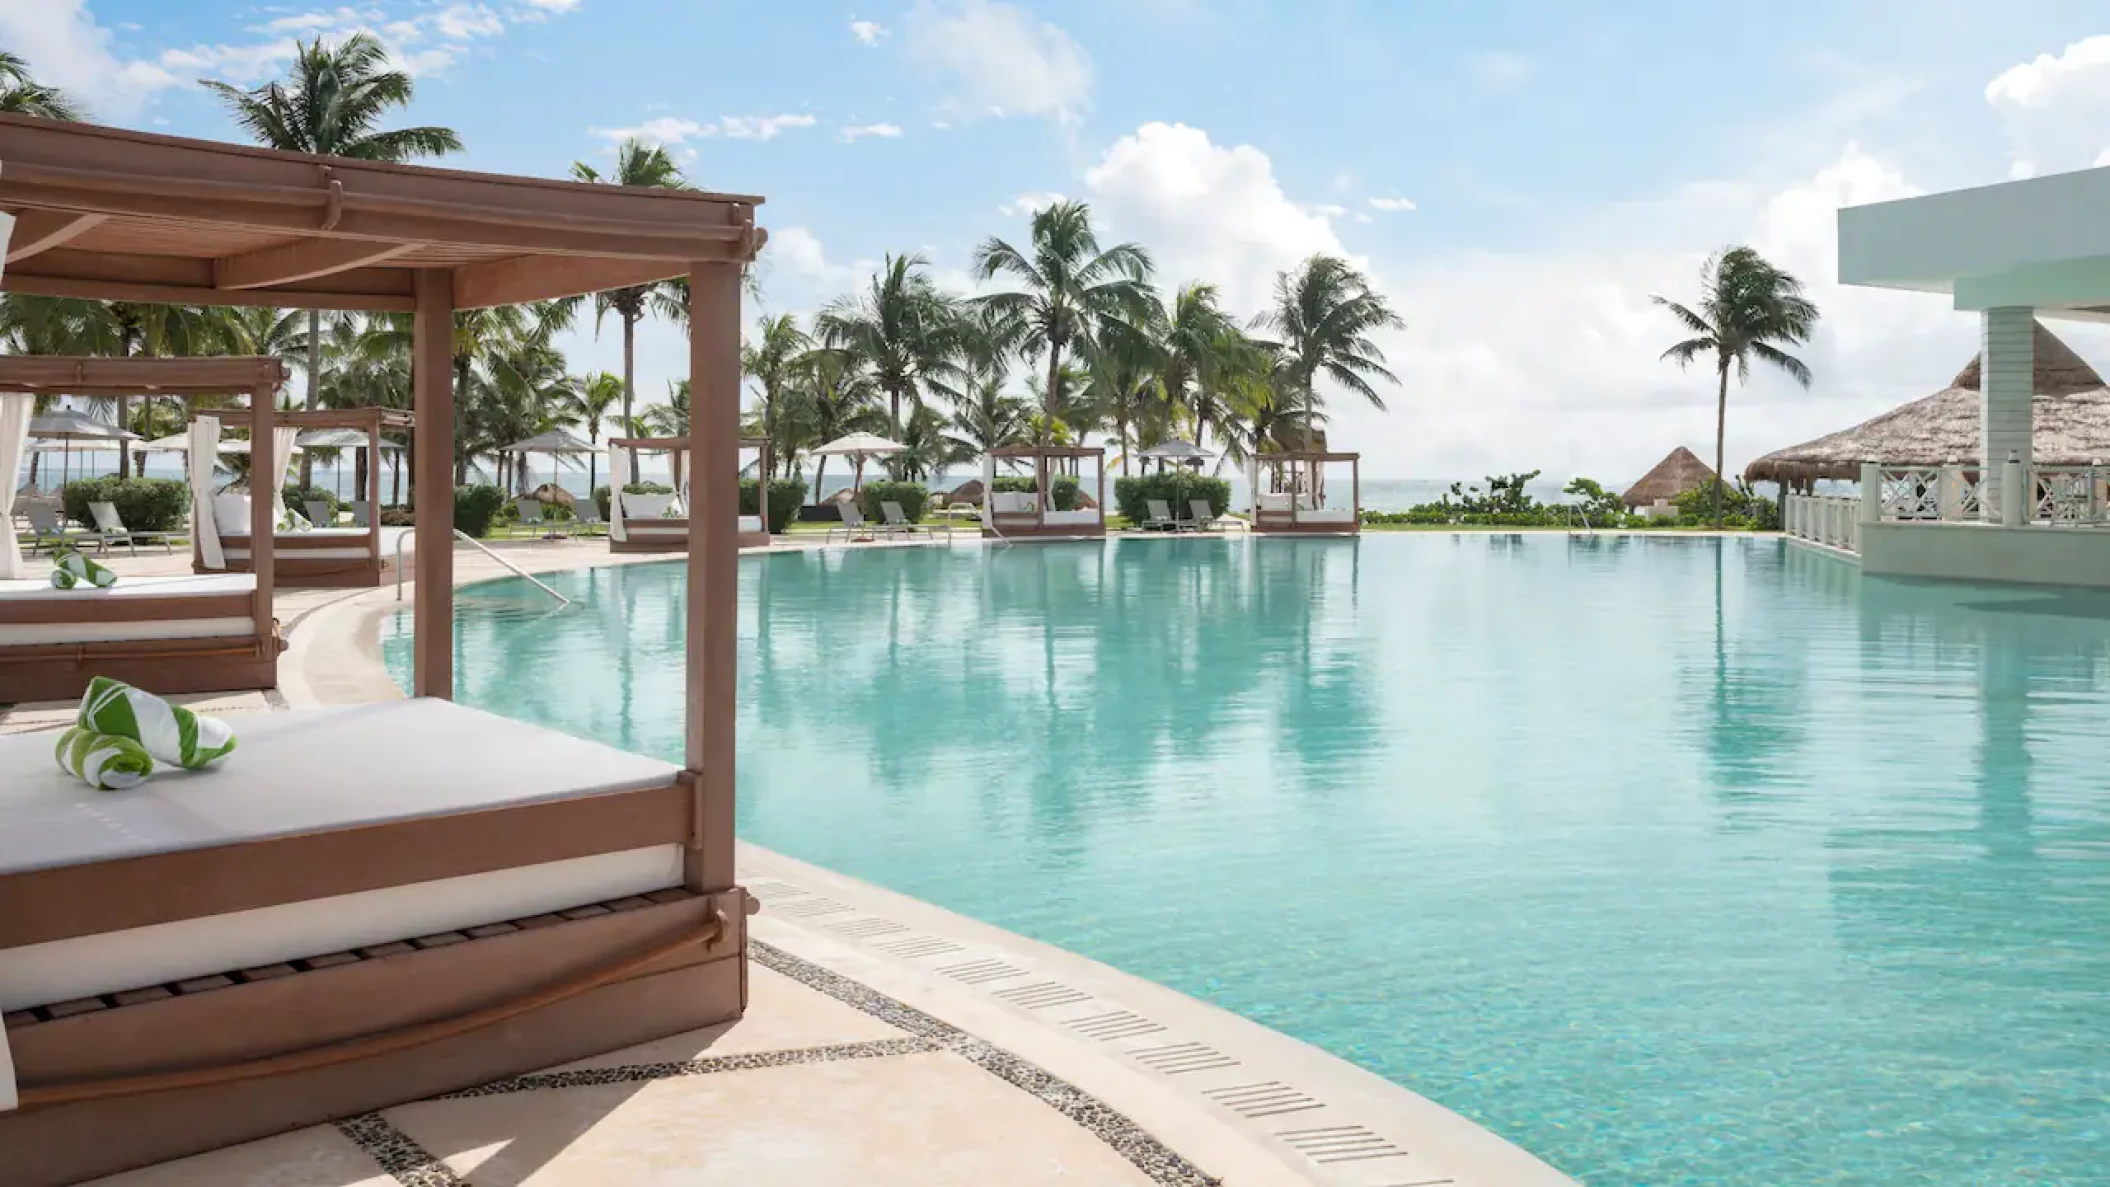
xmin=3 ymin=536 xmax=1577 ymax=1187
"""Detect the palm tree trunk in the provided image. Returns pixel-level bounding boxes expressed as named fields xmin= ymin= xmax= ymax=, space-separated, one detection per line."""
xmin=116 ymin=394 xmax=132 ymax=479
xmin=300 ymin=308 xmax=320 ymax=488
xmin=814 ymin=456 xmax=828 ymax=508
xmin=622 ymin=314 xmax=637 ymax=435
xmin=1714 ymin=363 xmax=1729 ymax=530
xmin=1045 ymin=342 xmax=1063 ymax=421
xmin=1117 ymin=414 xmax=1131 ymax=476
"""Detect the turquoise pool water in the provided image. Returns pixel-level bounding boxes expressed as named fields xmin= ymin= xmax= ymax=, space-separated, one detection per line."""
xmin=383 ymin=537 xmax=2110 ymax=1184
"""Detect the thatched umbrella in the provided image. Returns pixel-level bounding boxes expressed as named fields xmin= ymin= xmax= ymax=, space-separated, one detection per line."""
xmin=1744 ymin=320 xmax=2109 ymax=490
xmin=1623 ymin=446 xmax=1717 ymax=508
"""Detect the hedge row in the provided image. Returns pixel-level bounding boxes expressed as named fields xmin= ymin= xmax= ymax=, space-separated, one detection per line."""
xmin=1111 ymin=474 xmax=1231 ymax=523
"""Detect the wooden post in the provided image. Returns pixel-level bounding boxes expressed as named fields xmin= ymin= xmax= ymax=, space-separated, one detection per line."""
xmin=367 ymin=413 xmax=382 ymax=574
xmin=686 ymin=262 xmax=740 ymax=894
xmin=249 ymin=384 xmax=274 ymax=651
xmin=412 ymin=269 xmax=455 ymax=700
xmin=1097 ymin=450 xmax=1106 ymax=531
xmin=1352 ymin=456 xmax=1360 ymax=533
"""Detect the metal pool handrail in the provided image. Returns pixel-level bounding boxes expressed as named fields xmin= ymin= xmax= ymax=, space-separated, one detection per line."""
xmin=395 ymin=529 xmax=570 ymax=607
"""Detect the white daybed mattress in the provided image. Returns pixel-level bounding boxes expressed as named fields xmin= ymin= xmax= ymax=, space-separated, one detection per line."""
xmin=737 ymin=515 xmax=764 ymax=533
xmin=218 ymin=526 xmax=410 ymax=562
xmin=1040 ymin=509 xmax=1100 ymax=527
xmin=1293 ymin=507 xmax=1356 ymax=524
xmin=0 ymin=574 xmax=258 ymax=647
xmin=0 ymin=699 xmax=684 ymax=1008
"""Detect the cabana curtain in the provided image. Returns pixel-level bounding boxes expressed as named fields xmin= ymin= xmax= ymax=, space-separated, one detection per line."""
xmin=607 ymin=443 xmax=629 ymax=543
xmin=270 ymin=427 xmax=298 ymax=527
xmin=189 ymin=415 xmax=223 ymax=570
xmin=0 ymin=394 xmax=28 ymax=579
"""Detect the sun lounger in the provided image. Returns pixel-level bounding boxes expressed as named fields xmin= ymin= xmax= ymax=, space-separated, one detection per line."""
xmin=88 ymin=501 xmax=177 ymax=555
xmin=1191 ymin=499 xmax=1226 ymax=531
xmin=0 ymin=573 xmax=283 ymax=703
xmin=1142 ymin=498 xmax=1181 ymax=531
xmin=574 ymin=503 xmax=606 ymax=536
xmin=304 ymin=499 xmax=336 ymax=527
xmin=22 ymin=503 xmax=93 ymax=555
xmin=349 ymin=501 xmax=372 ymax=529
xmin=0 ymin=698 xmax=745 ymax=1186
xmin=880 ymin=500 xmax=925 ymax=536
xmin=827 ymin=502 xmax=877 ymax=542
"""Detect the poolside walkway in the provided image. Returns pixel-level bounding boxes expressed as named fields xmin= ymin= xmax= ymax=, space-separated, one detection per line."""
xmin=5 ymin=535 xmax=1577 ymax=1187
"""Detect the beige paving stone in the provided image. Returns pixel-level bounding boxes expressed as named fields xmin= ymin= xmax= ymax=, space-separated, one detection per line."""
xmin=545 ymin=963 xmax=905 ymax=1072
xmin=390 ymin=1050 xmax=1160 ymax=1186
xmin=82 ymin=1125 xmax=395 ymax=1187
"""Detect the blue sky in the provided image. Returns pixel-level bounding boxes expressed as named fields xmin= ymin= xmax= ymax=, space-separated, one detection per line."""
xmin=12 ymin=0 xmax=2110 ymax=480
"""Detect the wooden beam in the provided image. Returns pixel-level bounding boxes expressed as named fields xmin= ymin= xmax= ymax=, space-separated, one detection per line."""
xmin=1 ymin=271 xmax=417 ymax=312
xmin=452 ymin=254 xmax=689 ymax=309
xmin=412 ymin=269 xmax=455 ymax=701
xmin=214 ymin=236 xmax=422 ymax=290
xmin=685 ymin=261 xmax=741 ymax=896
xmin=5 ymin=210 xmax=104 ymax=262
xmin=0 ymin=355 xmax=286 ymax=395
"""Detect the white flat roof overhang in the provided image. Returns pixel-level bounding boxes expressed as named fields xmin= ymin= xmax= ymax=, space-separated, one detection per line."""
xmin=1838 ymin=165 xmax=2110 ymax=322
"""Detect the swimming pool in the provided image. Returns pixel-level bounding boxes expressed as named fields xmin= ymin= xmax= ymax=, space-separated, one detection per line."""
xmin=384 ymin=536 xmax=2110 ymax=1184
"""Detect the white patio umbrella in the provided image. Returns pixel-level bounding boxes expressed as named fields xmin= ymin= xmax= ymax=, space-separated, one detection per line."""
xmin=501 ymin=427 xmax=596 ymax=536
xmin=1138 ymin=440 xmax=1215 ymax=522
xmin=810 ymin=432 xmax=906 ymax=494
xmin=137 ymin=434 xmax=308 ymax=455
xmin=298 ymin=428 xmax=400 ymax=498
xmin=29 ymin=411 xmax=140 ymax=486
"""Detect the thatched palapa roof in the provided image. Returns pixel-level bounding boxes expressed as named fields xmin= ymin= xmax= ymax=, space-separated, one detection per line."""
xmin=1744 ymin=321 xmax=2110 ymax=486
xmin=1623 ymin=446 xmax=1716 ymax=508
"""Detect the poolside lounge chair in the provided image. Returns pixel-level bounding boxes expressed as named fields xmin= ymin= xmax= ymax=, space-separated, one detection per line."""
xmin=0 ymin=698 xmax=743 ymax=1186
xmin=350 ymin=501 xmax=372 ymax=528
xmin=828 ymin=503 xmax=878 ymax=542
xmin=574 ymin=503 xmax=606 ymax=536
xmin=515 ymin=497 xmax=559 ymax=537
xmin=880 ymin=500 xmax=926 ymax=536
xmin=20 ymin=503 xmax=83 ymax=555
xmin=1191 ymin=499 xmax=1226 ymax=531
xmin=89 ymin=501 xmax=176 ymax=555
xmin=304 ymin=499 xmax=336 ymax=527
xmin=1142 ymin=498 xmax=1181 ymax=532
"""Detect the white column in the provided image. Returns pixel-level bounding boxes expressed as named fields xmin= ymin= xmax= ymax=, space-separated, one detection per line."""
xmin=1860 ymin=463 xmax=1882 ymax=525
xmin=981 ymin=454 xmax=996 ymax=532
xmin=1981 ymin=307 xmax=2035 ymax=522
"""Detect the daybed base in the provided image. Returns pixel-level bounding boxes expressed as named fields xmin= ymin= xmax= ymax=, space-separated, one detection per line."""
xmin=611 ymin=518 xmax=774 ymax=552
xmin=0 ymin=632 xmax=280 ymax=704
xmin=1252 ymin=514 xmax=1360 ymax=535
xmin=1 ymin=888 xmax=744 ymax=1187
xmin=987 ymin=517 xmax=1107 ymax=539
xmin=203 ymin=531 xmax=392 ymax=588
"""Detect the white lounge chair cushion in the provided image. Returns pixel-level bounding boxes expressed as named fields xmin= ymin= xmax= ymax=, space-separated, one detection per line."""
xmin=1258 ymin=493 xmax=1293 ymax=512
xmin=991 ymin=492 xmax=1036 ymax=514
xmin=0 ymin=699 xmax=681 ymax=876
xmin=1041 ymin=508 xmax=1099 ymax=526
xmin=736 ymin=514 xmax=764 ymax=533
xmin=624 ymin=494 xmax=676 ymax=519
xmin=212 ymin=493 xmax=252 ymax=536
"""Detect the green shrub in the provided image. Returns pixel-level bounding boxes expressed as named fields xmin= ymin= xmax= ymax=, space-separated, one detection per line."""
xmin=740 ymin=478 xmax=807 ymax=530
xmin=282 ymin=484 xmax=342 ymax=522
xmin=380 ymin=508 xmax=415 ymax=527
xmin=1671 ymin=480 xmax=1779 ymax=530
xmin=59 ymin=477 xmax=191 ymax=532
xmin=856 ymin=480 xmax=930 ymax=524
xmin=1112 ymin=474 xmax=1231 ymax=522
xmin=993 ymin=474 xmax=1083 ymax=511
xmin=453 ymin=484 xmax=508 ymax=538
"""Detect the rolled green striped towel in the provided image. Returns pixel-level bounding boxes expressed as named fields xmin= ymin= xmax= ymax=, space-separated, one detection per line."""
xmin=78 ymin=676 xmax=237 ymax=770
xmin=50 ymin=550 xmax=118 ymax=590
xmin=54 ymin=726 xmax=154 ymax=791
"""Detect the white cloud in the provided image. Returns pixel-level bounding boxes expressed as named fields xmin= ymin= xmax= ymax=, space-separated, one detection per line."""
xmin=262 ymin=8 xmax=383 ymax=34
xmin=850 ymin=18 xmax=887 ymax=45
xmin=592 ymin=113 xmax=816 ymax=144
xmin=1470 ymin=50 xmax=1534 ymax=91
xmin=766 ymin=226 xmax=859 ymax=289
xmin=1082 ymin=122 xmax=1347 ymax=314
xmin=1367 ymin=196 xmax=1417 ymax=213
xmin=840 ymin=122 xmax=904 ymax=142
xmin=1311 ymin=203 xmax=1348 ymax=218
xmin=0 ymin=0 xmax=179 ymax=117
xmin=998 ymin=190 xmax=1066 ymax=217
xmin=524 ymin=0 xmax=581 ymax=10
xmin=1986 ymin=36 xmax=2110 ymax=178
xmin=434 ymin=4 xmax=504 ymax=39
xmin=905 ymin=0 xmax=1092 ymax=121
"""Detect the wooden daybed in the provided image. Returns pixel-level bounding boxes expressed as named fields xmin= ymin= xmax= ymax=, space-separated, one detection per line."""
xmin=984 ymin=444 xmax=1107 ymax=538
xmin=196 ymin=407 xmax=411 ymax=588
xmin=0 ymin=357 xmax=287 ymax=705
xmin=0 ymin=113 xmax=763 ymax=1185
xmin=607 ymin=434 xmax=773 ymax=553
xmin=1251 ymin=450 xmax=1362 ymax=535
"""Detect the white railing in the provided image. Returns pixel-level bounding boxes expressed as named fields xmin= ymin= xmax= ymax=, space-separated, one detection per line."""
xmin=1788 ymin=462 xmax=2110 ymax=556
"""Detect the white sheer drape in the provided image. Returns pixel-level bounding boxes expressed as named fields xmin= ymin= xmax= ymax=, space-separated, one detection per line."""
xmin=190 ymin=415 xmax=224 ymax=569
xmin=607 ymin=443 xmax=629 ymax=542
xmin=0 ymin=394 xmax=30 ymax=579
xmin=270 ymin=427 xmax=298 ymax=528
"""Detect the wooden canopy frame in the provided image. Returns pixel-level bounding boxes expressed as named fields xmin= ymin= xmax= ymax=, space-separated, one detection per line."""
xmin=607 ymin=435 xmax=772 ymax=552
xmin=0 ymin=115 xmax=763 ymax=1178
xmin=187 ymin=406 xmax=413 ymax=587
xmin=986 ymin=444 xmax=1107 ymax=538
xmin=1251 ymin=449 xmax=1361 ymax=535
xmin=0 ymin=356 xmax=286 ymax=701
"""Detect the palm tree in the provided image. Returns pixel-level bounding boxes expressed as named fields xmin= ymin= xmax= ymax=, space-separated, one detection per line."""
xmin=1158 ymin=282 xmax=1259 ymax=454
xmin=815 ymin=254 xmax=961 ymax=447
xmin=642 ymin=379 xmax=690 ymax=437
xmin=0 ymin=50 xmax=86 ymax=120
xmin=569 ymin=140 xmax=692 ymax=434
xmin=202 ymin=32 xmax=462 ymax=485
xmin=783 ymin=347 xmax=880 ymax=502
xmin=1254 ymin=255 xmax=1404 ymax=450
xmin=972 ymin=200 xmax=1153 ymax=423
xmin=1654 ymin=245 xmax=1819 ymax=527
xmin=947 ymin=375 xmax=1032 ymax=463
xmin=741 ymin=313 xmax=811 ymax=476
xmin=565 ymin=371 xmax=623 ymax=494
xmin=1081 ymin=310 xmax=1165 ymax=476
xmin=895 ymin=404 xmax=967 ymax=482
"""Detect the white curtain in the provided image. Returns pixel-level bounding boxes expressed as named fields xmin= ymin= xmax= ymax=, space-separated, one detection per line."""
xmin=607 ymin=443 xmax=629 ymax=542
xmin=190 ymin=415 xmax=224 ymax=569
xmin=1246 ymin=454 xmax=1261 ymax=518
xmin=269 ymin=426 xmax=299 ymax=529
xmin=0 ymin=393 xmax=30 ymax=579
